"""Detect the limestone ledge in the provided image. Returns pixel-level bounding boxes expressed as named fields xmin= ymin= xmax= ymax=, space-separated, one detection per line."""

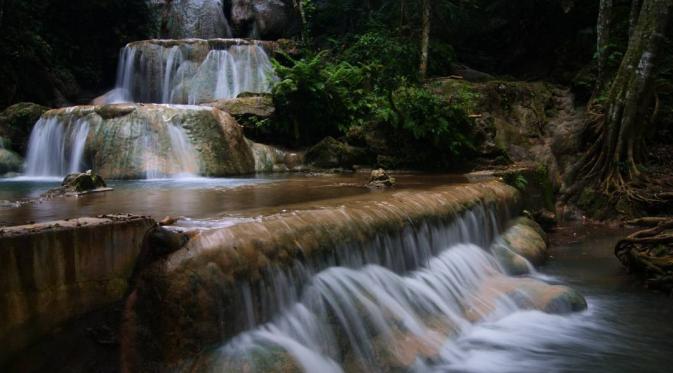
xmin=0 ymin=214 xmax=156 ymax=364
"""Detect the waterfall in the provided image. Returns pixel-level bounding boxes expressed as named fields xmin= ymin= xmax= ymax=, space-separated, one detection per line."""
xmin=24 ymin=110 xmax=202 ymax=179
xmin=24 ymin=117 xmax=91 ymax=177
xmin=107 ymin=41 xmax=275 ymax=105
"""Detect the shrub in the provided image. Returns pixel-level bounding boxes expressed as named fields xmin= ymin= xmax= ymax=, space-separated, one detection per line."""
xmin=270 ymin=52 xmax=376 ymax=145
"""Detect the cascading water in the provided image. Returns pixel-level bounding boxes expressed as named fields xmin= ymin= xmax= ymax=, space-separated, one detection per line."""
xmin=24 ymin=108 xmax=202 ymax=179
xmin=24 ymin=117 xmax=91 ymax=177
xmin=176 ymin=202 xmax=589 ymax=373
xmin=106 ymin=41 xmax=275 ymax=105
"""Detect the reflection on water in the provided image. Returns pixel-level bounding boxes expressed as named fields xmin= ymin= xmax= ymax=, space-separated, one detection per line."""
xmin=541 ymin=225 xmax=673 ymax=372
xmin=0 ymin=173 xmax=467 ymax=226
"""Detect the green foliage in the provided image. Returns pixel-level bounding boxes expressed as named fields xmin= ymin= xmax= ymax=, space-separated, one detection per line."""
xmin=503 ymin=172 xmax=529 ymax=191
xmin=341 ymin=31 xmax=420 ymax=86
xmin=0 ymin=0 xmax=151 ymax=108
xmin=270 ymin=52 xmax=376 ymax=145
xmin=384 ymin=85 xmax=475 ymax=159
xmin=267 ymin=48 xmax=476 ymax=169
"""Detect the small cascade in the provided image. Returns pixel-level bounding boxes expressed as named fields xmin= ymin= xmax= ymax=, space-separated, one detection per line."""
xmin=24 ymin=117 xmax=91 ymax=177
xmin=24 ymin=106 xmax=207 ymax=179
xmin=208 ymin=244 xmax=501 ymax=372
xmin=123 ymin=184 xmax=587 ymax=371
xmin=107 ymin=40 xmax=275 ymax=105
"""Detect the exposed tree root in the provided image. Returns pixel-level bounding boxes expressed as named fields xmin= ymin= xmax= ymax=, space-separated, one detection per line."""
xmin=616 ymin=219 xmax=673 ymax=294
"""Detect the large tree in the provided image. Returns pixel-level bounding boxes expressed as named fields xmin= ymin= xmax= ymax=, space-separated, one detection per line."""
xmin=566 ymin=0 xmax=673 ymax=203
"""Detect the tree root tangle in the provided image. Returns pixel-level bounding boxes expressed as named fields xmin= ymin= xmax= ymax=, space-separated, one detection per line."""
xmin=616 ymin=218 xmax=673 ymax=294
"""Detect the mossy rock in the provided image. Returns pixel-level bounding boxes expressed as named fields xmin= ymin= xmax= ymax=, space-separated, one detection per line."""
xmin=502 ymin=217 xmax=548 ymax=266
xmin=62 ymin=172 xmax=107 ymax=192
xmin=306 ymin=136 xmax=368 ymax=169
xmin=0 ymin=148 xmax=23 ymax=174
xmin=0 ymin=102 xmax=49 ymax=154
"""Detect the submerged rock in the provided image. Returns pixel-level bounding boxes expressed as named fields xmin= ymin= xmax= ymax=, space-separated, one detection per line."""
xmin=466 ymin=276 xmax=587 ymax=321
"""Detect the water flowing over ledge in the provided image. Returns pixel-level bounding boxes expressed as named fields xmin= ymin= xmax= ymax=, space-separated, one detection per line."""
xmin=122 ymin=181 xmax=525 ymax=370
xmin=22 ymin=104 xmax=294 ymax=179
xmin=101 ymin=39 xmax=279 ymax=105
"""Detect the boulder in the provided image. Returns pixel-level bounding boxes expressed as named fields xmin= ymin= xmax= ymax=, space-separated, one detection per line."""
xmin=305 ymin=137 xmax=368 ymax=169
xmin=62 ymin=171 xmax=107 ymax=192
xmin=0 ymin=102 xmax=49 ymax=155
xmin=367 ymin=169 xmax=396 ymax=189
xmin=229 ymin=0 xmax=300 ymax=40
xmin=159 ymin=0 xmax=232 ymax=39
xmin=501 ymin=217 xmax=548 ymax=266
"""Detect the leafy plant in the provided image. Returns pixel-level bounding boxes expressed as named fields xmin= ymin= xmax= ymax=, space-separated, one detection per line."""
xmin=270 ymin=52 xmax=375 ymax=145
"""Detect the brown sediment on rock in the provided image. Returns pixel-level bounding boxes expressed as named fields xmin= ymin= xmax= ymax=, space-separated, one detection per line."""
xmin=0 ymin=214 xmax=156 ymax=365
xmin=122 ymin=181 xmax=519 ymax=370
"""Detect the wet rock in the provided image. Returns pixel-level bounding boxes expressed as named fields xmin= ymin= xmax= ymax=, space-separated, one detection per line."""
xmin=41 ymin=171 xmax=109 ymax=198
xmin=229 ymin=0 xmax=301 ymax=39
xmin=248 ymin=140 xmax=305 ymax=172
xmin=502 ymin=217 xmax=548 ymax=266
xmin=159 ymin=216 xmax=178 ymax=226
xmin=531 ymin=208 xmax=557 ymax=231
xmin=94 ymin=104 xmax=137 ymax=119
xmin=0 ymin=102 xmax=49 ymax=155
xmin=367 ymin=169 xmax=396 ymax=189
xmin=0 ymin=215 xmax=156 ymax=364
xmin=158 ymin=0 xmax=232 ymax=39
xmin=492 ymin=243 xmax=532 ymax=276
xmin=466 ymin=276 xmax=587 ymax=321
xmin=63 ymin=170 xmax=107 ymax=192
xmin=203 ymin=95 xmax=274 ymax=118
xmin=305 ymin=136 xmax=368 ymax=169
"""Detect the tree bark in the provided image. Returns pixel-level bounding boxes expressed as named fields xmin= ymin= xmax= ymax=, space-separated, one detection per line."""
xmin=629 ymin=0 xmax=643 ymax=39
xmin=419 ymin=0 xmax=431 ymax=80
xmin=571 ymin=0 xmax=673 ymax=196
xmin=596 ymin=0 xmax=614 ymax=89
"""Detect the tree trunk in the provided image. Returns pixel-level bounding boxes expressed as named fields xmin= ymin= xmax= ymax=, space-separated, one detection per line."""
xmin=629 ymin=0 xmax=643 ymax=39
xmin=570 ymin=0 xmax=672 ymax=196
xmin=596 ymin=0 xmax=614 ymax=89
xmin=419 ymin=0 xmax=431 ymax=80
